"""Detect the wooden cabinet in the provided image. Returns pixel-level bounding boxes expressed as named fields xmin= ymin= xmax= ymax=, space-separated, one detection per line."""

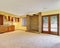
xmin=8 ymin=25 xmax=15 ymax=31
xmin=0 ymin=25 xmax=15 ymax=33
xmin=0 ymin=15 xmax=15 ymax=33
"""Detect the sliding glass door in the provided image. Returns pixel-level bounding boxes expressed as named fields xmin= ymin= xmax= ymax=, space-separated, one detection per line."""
xmin=42 ymin=14 xmax=59 ymax=35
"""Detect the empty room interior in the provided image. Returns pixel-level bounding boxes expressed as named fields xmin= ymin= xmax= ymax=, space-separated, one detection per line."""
xmin=0 ymin=0 xmax=60 ymax=48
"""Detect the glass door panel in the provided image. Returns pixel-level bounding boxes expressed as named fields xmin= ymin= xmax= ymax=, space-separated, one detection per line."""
xmin=50 ymin=16 xmax=58 ymax=32
xmin=43 ymin=17 xmax=48 ymax=31
xmin=42 ymin=14 xmax=59 ymax=35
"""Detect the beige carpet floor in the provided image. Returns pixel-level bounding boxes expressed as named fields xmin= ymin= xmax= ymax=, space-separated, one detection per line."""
xmin=0 ymin=30 xmax=60 ymax=48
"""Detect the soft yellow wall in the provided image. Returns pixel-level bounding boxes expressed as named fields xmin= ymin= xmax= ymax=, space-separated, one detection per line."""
xmin=0 ymin=11 xmax=18 ymax=30
xmin=0 ymin=11 xmax=17 ymax=17
xmin=42 ymin=9 xmax=60 ymax=15
xmin=0 ymin=11 xmax=26 ymax=30
xmin=16 ymin=17 xmax=27 ymax=30
xmin=18 ymin=16 xmax=27 ymax=31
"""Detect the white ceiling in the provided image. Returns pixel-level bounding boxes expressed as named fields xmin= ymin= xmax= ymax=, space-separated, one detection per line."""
xmin=0 ymin=0 xmax=60 ymax=16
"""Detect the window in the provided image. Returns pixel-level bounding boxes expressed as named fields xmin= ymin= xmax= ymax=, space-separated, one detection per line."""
xmin=22 ymin=17 xmax=26 ymax=26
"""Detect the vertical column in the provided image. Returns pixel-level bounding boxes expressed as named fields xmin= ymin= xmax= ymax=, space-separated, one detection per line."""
xmin=26 ymin=15 xmax=31 ymax=31
xmin=38 ymin=12 xmax=42 ymax=33
xmin=59 ymin=14 xmax=60 ymax=35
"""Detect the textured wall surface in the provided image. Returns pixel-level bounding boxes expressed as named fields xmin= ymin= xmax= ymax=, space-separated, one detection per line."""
xmin=30 ymin=15 xmax=39 ymax=31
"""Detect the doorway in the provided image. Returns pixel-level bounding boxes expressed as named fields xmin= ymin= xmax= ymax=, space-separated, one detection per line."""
xmin=42 ymin=14 xmax=59 ymax=35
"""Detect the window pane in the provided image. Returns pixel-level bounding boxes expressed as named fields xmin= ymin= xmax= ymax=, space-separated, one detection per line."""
xmin=43 ymin=17 xmax=48 ymax=31
xmin=50 ymin=16 xmax=57 ymax=32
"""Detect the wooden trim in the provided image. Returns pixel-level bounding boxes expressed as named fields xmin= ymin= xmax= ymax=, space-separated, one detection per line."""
xmin=48 ymin=16 xmax=50 ymax=34
xmin=57 ymin=14 xmax=59 ymax=35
